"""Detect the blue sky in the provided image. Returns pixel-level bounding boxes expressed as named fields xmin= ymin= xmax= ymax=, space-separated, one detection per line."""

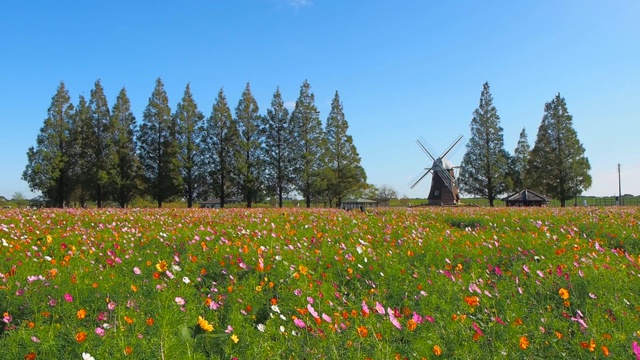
xmin=1 ymin=0 xmax=639 ymax=200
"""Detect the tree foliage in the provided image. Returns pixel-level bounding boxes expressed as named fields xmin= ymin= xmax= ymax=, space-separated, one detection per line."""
xmin=459 ymin=82 xmax=510 ymax=206
xmin=89 ymin=80 xmax=112 ymax=207
xmin=69 ymin=94 xmax=93 ymax=207
xmin=291 ymin=80 xmax=325 ymax=208
xmin=234 ymin=83 xmax=264 ymax=208
xmin=322 ymin=91 xmax=366 ymax=206
xmin=507 ymin=128 xmax=530 ymax=192
xmin=174 ymin=83 xmax=205 ymax=208
xmin=263 ymin=87 xmax=295 ymax=208
xmin=201 ymin=89 xmax=238 ymax=207
xmin=22 ymin=82 xmax=75 ymax=207
xmin=110 ymin=88 xmax=140 ymax=208
xmin=527 ymin=93 xmax=591 ymax=207
xmin=137 ymin=78 xmax=181 ymax=207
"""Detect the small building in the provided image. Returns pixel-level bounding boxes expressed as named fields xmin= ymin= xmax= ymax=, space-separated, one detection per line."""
xmin=198 ymin=199 xmax=221 ymax=209
xmin=502 ymin=189 xmax=551 ymax=207
xmin=341 ymin=198 xmax=387 ymax=210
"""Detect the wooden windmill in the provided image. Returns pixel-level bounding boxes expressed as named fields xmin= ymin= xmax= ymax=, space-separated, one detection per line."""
xmin=410 ymin=135 xmax=463 ymax=205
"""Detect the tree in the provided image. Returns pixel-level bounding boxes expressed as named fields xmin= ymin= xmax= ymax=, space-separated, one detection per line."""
xmin=110 ymin=88 xmax=140 ymax=208
xmin=174 ymin=83 xmax=205 ymax=208
xmin=291 ymin=80 xmax=325 ymax=208
xmin=88 ymin=80 xmax=113 ymax=207
xmin=201 ymin=88 xmax=238 ymax=207
xmin=69 ymin=94 xmax=94 ymax=207
xmin=263 ymin=87 xmax=295 ymax=208
xmin=137 ymin=78 xmax=181 ymax=207
xmin=527 ymin=93 xmax=591 ymax=207
xmin=234 ymin=83 xmax=264 ymax=208
xmin=323 ymin=91 xmax=366 ymax=207
xmin=376 ymin=185 xmax=398 ymax=202
xmin=508 ymin=128 xmax=530 ymax=191
xmin=459 ymin=82 xmax=510 ymax=206
xmin=22 ymin=82 xmax=75 ymax=207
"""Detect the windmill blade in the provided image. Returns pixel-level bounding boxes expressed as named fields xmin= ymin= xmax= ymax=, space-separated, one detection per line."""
xmin=439 ymin=134 xmax=463 ymax=159
xmin=409 ymin=168 xmax=433 ymax=189
xmin=416 ymin=139 xmax=436 ymax=161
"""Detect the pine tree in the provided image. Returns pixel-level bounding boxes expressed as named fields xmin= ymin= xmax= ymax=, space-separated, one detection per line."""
xmin=263 ymin=87 xmax=295 ymax=208
xmin=234 ymin=83 xmax=264 ymax=208
xmin=137 ymin=78 xmax=181 ymax=207
xmin=22 ymin=81 xmax=75 ymax=207
xmin=459 ymin=82 xmax=510 ymax=206
xmin=527 ymin=93 xmax=591 ymax=207
xmin=291 ymin=80 xmax=325 ymax=208
xmin=89 ymin=80 xmax=112 ymax=207
xmin=508 ymin=128 xmax=530 ymax=191
xmin=69 ymin=95 xmax=93 ymax=207
xmin=110 ymin=88 xmax=140 ymax=208
xmin=174 ymin=83 xmax=205 ymax=208
xmin=323 ymin=91 xmax=366 ymax=207
xmin=201 ymin=88 xmax=238 ymax=208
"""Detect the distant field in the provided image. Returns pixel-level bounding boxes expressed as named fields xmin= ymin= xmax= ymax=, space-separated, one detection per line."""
xmin=1 ymin=207 xmax=640 ymax=359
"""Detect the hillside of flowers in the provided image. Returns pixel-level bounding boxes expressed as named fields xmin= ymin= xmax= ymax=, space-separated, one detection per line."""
xmin=2 ymin=207 xmax=640 ymax=359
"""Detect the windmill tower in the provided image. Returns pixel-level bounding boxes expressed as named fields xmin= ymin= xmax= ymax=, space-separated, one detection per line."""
xmin=410 ymin=135 xmax=463 ymax=205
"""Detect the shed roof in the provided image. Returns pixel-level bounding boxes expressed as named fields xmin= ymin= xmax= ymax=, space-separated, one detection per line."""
xmin=502 ymin=189 xmax=551 ymax=202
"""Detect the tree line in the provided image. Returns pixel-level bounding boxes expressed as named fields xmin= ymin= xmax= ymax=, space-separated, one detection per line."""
xmin=22 ymin=79 xmax=366 ymax=208
xmin=459 ymin=82 xmax=592 ymax=207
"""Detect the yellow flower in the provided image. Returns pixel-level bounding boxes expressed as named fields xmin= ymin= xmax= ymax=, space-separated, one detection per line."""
xmin=197 ymin=316 xmax=213 ymax=332
xmin=156 ymin=260 xmax=168 ymax=272
xmin=558 ymin=288 xmax=569 ymax=300
xmin=231 ymin=334 xmax=239 ymax=343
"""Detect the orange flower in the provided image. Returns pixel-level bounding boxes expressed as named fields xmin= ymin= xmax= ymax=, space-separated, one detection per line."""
xmin=433 ymin=345 xmax=442 ymax=356
xmin=519 ymin=336 xmax=530 ymax=350
xmin=514 ymin=318 xmax=523 ymax=326
xmin=76 ymin=309 xmax=87 ymax=320
xmin=152 ymin=272 xmax=161 ymax=280
xmin=92 ymin=282 xmax=98 ymax=288
xmin=27 ymin=321 xmax=35 ymax=329
xmin=601 ymin=345 xmax=610 ymax=357
xmin=24 ymin=352 xmax=37 ymax=360
xmin=357 ymin=325 xmax=368 ymax=338
xmin=464 ymin=296 xmax=480 ymax=307
xmin=588 ymin=339 xmax=596 ymax=352
xmin=156 ymin=260 xmax=168 ymax=272
xmin=131 ymin=285 xmax=138 ymax=292
xmin=554 ymin=331 xmax=563 ymax=339
xmin=124 ymin=316 xmax=134 ymax=325
xmin=558 ymin=288 xmax=570 ymax=300
xmin=41 ymin=311 xmax=50 ymax=318
xmin=146 ymin=318 xmax=154 ymax=326
xmin=75 ymin=331 xmax=87 ymax=343
xmin=270 ymin=298 xmax=278 ymax=306
xmin=407 ymin=319 xmax=417 ymax=331
xmin=124 ymin=346 xmax=133 ymax=356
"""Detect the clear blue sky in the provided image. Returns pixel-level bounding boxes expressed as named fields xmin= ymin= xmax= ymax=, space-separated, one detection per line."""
xmin=1 ymin=0 xmax=638 ymax=200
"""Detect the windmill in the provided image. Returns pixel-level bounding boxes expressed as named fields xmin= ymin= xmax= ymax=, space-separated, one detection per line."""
xmin=410 ymin=135 xmax=463 ymax=205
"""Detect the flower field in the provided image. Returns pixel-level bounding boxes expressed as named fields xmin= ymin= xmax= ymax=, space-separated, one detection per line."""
xmin=2 ymin=207 xmax=640 ymax=359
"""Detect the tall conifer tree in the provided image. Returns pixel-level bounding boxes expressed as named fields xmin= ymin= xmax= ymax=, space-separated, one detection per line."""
xmin=201 ymin=88 xmax=238 ymax=207
xmin=174 ymin=83 xmax=205 ymax=208
xmin=110 ymin=88 xmax=140 ymax=208
xmin=291 ymin=80 xmax=325 ymax=208
xmin=323 ymin=91 xmax=366 ymax=207
xmin=527 ymin=93 xmax=591 ymax=207
xmin=137 ymin=78 xmax=181 ymax=207
xmin=459 ymin=82 xmax=510 ymax=206
xmin=89 ymin=80 xmax=112 ymax=207
xmin=263 ymin=87 xmax=295 ymax=207
xmin=508 ymin=128 xmax=530 ymax=191
xmin=22 ymin=82 xmax=75 ymax=207
xmin=69 ymin=95 xmax=93 ymax=207
xmin=234 ymin=83 xmax=264 ymax=208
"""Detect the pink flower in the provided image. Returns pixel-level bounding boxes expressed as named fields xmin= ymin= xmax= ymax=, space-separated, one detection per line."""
xmin=322 ymin=313 xmax=332 ymax=323
xmin=133 ymin=267 xmax=141 ymax=275
xmin=293 ymin=318 xmax=306 ymax=328
xmin=107 ymin=301 xmax=116 ymax=311
xmin=294 ymin=289 xmax=302 ymax=296
xmin=95 ymin=327 xmax=105 ymax=337
xmin=63 ymin=293 xmax=74 ymax=302
xmin=472 ymin=322 xmax=484 ymax=336
xmin=388 ymin=307 xmax=402 ymax=329
xmin=175 ymin=297 xmax=186 ymax=306
xmin=361 ymin=301 xmax=370 ymax=316
xmin=307 ymin=304 xmax=319 ymax=319
xmin=375 ymin=302 xmax=385 ymax=315
xmin=633 ymin=341 xmax=640 ymax=360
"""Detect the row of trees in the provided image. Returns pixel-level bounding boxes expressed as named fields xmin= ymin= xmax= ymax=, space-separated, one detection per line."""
xmin=459 ymin=82 xmax=591 ymax=207
xmin=22 ymin=79 xmax=367 ymax=208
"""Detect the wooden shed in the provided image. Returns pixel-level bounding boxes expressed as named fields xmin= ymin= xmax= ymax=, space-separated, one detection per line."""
xmin=198 ymin=199 xmax=221 ymax=209
xmin=502 ymin=189 xmax=551 ymax=207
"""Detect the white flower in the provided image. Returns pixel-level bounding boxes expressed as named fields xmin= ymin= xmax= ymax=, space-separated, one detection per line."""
xmin=182 ymin=276 xmax=190 ymax=284
xmin=271 ymin=305 xmax=280 ymax=313
xmin=172 ymin=264 xmax=182 ymax=272
xmin=82 ymin=353 xmax=96 ymax=360
xmin=257 ymin=323 xmax=266 ymax=332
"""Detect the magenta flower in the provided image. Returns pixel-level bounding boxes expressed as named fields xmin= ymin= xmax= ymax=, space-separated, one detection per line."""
xmin=633 ymin=341 xmax=640 ymax=360
xmin=293 ymin=318 xmax=306 ymax=328
xmin=63 ymin=293 xmax=74 ymax=302
xmin=375 ymin=302 xmax=385 ymax=315
xmin=95 ymin=327 xmax=105 ymax=337
xmin=388 ymin=308 xmax=402 ymax=329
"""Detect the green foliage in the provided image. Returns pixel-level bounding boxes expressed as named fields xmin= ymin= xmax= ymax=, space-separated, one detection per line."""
xmin=174 ymin=83 xmax=206 ymax=208
xmin=291 ymin=80 xmax=326 ymax=208
xmin=69 ymin=94 xmax=94 ymax=207
xmin=234 ymin=83 xmax=265 ymax=208
xmin=137 ymin=78 xmax=182 ymax=207
xmin=527 ymin=94 xmax=592 ymax=207
xmin=508 ymin=128 xmax=530 ymax=192
xmin=89 ymin=80 xmax=113 ymax=207
xmin=459 ymin=82 xmax=511 ymax=206
xmin=263 ymin=87 xmax=295 ymax=208
xmin=201 ymin=88 xmax=239 ymax=207
xmin=22 ymin=81 xmax=75 ymax=207
xmin=322 ymin=91 xmax=366 ymax=207
xmin=109 ymin=88 xmax=141 ymax=208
